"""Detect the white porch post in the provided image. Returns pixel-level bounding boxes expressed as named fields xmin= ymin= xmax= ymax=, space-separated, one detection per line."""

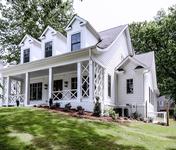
xmin=48 ymin=67 xmax=53 ymax=101
xmin=89 ymin=60 xmax=94 ymax=101
xmin=6 ymin=76 xmax=10 ymax=106
xmin=24 ymin=72 xmax=30 ymax=106
xmin=77 ymin=62 xmax=82 ymax=102
xmin=0 ymin=77 xmax=4 ymax=107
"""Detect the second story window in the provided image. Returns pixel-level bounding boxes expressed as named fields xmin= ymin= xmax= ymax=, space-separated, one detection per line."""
xmin=127 ymin=79 xmax=133 ymax=94
xmin=45 ymin=41 xmax=52 ymax=57
xmin=71 ymin=32 xmax=81 ymax=51
xmin=23 ymin=49 xmax=30 ymax=63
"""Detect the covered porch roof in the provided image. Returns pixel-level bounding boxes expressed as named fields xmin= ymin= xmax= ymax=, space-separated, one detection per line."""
xmin=0 ymin=47 xmax=94 ymax=77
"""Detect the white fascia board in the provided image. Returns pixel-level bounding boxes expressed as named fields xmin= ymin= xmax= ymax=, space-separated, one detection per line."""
xmin=19 ymin=34 xmax=41 ymax=47
xmin=96 ymin=25 xmax=128 ymax=53
xmin=125 ymin=27 xmax=134 ymax=56
xmin=115 ymin=56 xmax=148 ymax=71
xmin=39 ymin=26 xmax=56 ymax=40
xmin=0 ymin=48 xmax=95 ymax=76
xmin=65 ymin=15 xmax=87 ymax=31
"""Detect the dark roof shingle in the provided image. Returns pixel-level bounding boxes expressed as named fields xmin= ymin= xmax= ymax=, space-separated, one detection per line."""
xmin=97 ymin=25 xmax=127 ymax=49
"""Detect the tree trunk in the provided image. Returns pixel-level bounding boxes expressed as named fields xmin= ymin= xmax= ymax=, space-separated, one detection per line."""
xmin=166 ymin=102 xmax=169 ymax=126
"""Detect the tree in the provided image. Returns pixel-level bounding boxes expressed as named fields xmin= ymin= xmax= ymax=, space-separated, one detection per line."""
xmin=129 ymin=5 xmax=176 ymax=102
xmin=0 ymin=0 xmax=74 ymax=64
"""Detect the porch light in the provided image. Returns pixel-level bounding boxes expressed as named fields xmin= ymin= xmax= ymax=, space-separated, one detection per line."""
xmin=44 ymin=84 xmax=48 ymax=90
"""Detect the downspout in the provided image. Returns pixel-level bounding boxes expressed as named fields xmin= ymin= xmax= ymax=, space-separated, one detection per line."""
xmin=89 ymin=48 xmax=94 ymax=101
xmin=143 ymin=69 xmax=150 ymax=118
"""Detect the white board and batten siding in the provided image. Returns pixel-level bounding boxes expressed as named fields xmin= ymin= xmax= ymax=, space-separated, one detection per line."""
xmin=20 ymin=37 xmax=42 ymax=64
xmin=94 ymin=32 xmax=130 ymax=106
xmin=144 ymin=71 xmax=155 ymax=113
xmin=40 ymin=28 xmax=67 ymax=57
xmin=66 ymin=19 xmax=98 ymax=51
xmin=117 ymin=60 xmax=145 ymax=116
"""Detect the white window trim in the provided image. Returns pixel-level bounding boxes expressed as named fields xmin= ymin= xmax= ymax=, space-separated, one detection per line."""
xmin=44 ymin=40 xmax=53 ymax=58
xmin=70 ymin=30 xmax=82 ymax=51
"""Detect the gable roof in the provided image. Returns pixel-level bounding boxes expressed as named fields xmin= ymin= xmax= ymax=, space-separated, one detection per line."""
xmin=115 ymin=56 xmax=148 ymax=71
xmin=39 ymin=26 xmax=66 ymax=41
xmin=97 ymin=25 xmax=127 ymax=49
xmin=65 ymin=15 xmax=100 ymax=40
xmin=96 ymin=25 xmax=134 ymax=55
xmin=19 ymin=34 xmax=41 ymax=46
xmin=134 ymin=51 xmax=154 ymax=68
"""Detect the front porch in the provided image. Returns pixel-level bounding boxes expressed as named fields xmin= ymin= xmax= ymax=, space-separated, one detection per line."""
xmin=1 ymin=60 xmax=104 ymax=112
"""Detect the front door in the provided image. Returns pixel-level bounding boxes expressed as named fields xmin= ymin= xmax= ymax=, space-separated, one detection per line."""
xmin=53 ymin=80 xmax=63 ymax=100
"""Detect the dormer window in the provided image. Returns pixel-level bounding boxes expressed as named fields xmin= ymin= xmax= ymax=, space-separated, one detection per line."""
xmin=71 ymin=33 xmax=81 ymax=51
xmin=23 ymin=49 xmax=30 ymax=63
xmin=45 ymin=41 xmax=52 ymax=57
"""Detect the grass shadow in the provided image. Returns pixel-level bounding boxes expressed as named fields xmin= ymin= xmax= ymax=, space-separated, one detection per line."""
xmin=0 ymin=108 xmax=148 ymax=150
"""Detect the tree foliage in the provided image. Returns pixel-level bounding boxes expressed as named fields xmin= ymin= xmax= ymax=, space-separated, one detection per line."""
xmin=0 ymin=0 xmax=74 ymax=63
xmin=129 ymin=5 xmax=176 ymax=102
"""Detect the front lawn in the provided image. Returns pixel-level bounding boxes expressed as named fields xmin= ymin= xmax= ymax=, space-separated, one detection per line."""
xmin=0 ymin=108 xmax=176 ymax=150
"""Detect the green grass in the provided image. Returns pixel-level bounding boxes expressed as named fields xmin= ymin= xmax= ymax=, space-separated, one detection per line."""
xmin=0 ymin=108 xmax=176 ymax=150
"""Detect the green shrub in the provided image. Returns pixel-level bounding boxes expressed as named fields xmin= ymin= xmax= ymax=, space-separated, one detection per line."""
xmin=108 ymin=108 xmax=117 ymax=120
xmin=93 ymin=97 xmax=101 ymax=117
xmin=64 ymin=103 xmax=71 ymax=112
xmin=132 ymin=111 xmax=141 ymax=120
xmin=77 ymin=106 xmax=84 ymax=115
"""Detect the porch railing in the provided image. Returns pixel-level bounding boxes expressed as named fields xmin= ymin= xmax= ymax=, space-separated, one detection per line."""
xmin=52 ymin=89 xmax=77 ymax=101
xmin=9 ymin=94 xmax=25 ymax=106
xmin=148 ymin=111 xmax=167 ymax=124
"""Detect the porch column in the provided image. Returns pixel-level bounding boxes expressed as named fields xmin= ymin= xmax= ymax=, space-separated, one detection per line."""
xmin=77 ymin=62 xmax=82 ymax=102
xmin=0 ymin=77 xmax=3 ymax=107
xmin=48 ymin=67 xmax=53 ymax=101
xmin=89 ymin=60 xmax=94 ymax=101
xmin=24 ymin=72 xmax=30 ymax=106
xmin=6 ymin=76 xmax=10 ymax=106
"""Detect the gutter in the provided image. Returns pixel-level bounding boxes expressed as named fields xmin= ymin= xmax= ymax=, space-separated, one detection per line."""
xmin=0 ymin=45 xmax=96 ymax=73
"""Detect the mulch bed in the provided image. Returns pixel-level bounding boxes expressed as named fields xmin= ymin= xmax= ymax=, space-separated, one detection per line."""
xmin=35 ymin=105 xmax=132 ymax=124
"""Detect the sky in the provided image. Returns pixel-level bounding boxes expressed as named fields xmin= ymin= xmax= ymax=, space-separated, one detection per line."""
xmin=73 ymin=0 xmax=176 ymax=31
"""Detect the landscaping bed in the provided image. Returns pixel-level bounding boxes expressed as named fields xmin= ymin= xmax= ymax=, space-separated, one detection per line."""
xmin=36 ymin=105 xmax=132 ymax=124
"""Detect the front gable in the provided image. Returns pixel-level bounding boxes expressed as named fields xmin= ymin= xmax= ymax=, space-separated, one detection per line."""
xmin=65 ymin=15 xmax=100 ymax=51
xmin=19 ymin=35 xmax=41 ymax=48
xmin=115 ymin=56 xmax=147 ymax=73
xmin=39 ymin=26 xmax=57 ymax=40
xmin=39 ymin=26 xmax=66 ymax=41
xmin=19 ymin=35 xmax=42 ymax=64
xmin=65 ymin=15 xmax=87 ymax=31
xmin=39 ymin=26 xmax=67 ymax=57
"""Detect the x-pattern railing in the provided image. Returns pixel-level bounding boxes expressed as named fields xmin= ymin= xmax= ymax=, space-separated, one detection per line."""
xmin=9 ymin=94 xmax=25 ymax=105
xmin=81 ymin=62 xmax=89 ymax=97
xmin=52 ymin=89 xmax=77 ymax=101
xmin=94 ymin=62 xmax=104 ymax=101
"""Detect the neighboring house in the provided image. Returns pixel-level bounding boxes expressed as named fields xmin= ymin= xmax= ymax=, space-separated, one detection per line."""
xmin=0 ymin=15 xmax=159 ymax=118
xmin=157 ymin=96 xmax=175 ymax=112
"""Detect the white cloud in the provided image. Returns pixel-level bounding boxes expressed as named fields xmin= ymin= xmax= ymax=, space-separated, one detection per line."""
xmin=74 ymin=0 xmax=176 ymax=31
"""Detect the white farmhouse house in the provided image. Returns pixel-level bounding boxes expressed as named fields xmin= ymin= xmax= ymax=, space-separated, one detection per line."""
xmin=0 ymin=15 xmax=159 ymax=118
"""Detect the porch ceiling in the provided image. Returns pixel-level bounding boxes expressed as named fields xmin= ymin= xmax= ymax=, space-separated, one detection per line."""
xmin=30 ymin=63 xmax=77 ymax=78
